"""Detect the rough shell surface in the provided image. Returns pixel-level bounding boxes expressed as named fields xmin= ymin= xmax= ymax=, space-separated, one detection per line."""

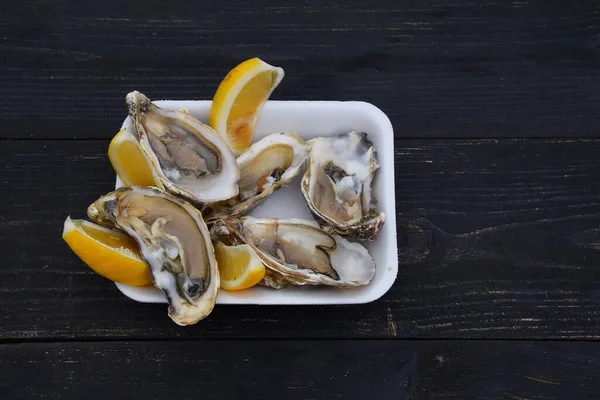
xmin=126 ymin=91 xmax=240 ymax=204
xmin=88 ymin=186 xmax=219 ymax=326
xmin=211 ymin=132 xmax=309 ymax=217
xmin=211 ymin=216 xmax=375 ymax=288
xmin=301 ymin=131 xmax=385 ymax=240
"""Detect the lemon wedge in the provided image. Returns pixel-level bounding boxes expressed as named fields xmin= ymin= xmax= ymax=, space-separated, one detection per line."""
xmin=214 ymin=242 xmax=266 ymax=291
xmin=62 ymin=216 xmax=152 ymax=286
xmin=108 ymin=128 xmax=163 ymax=188
xmin=209 ymin=57 xmax=284 ymax=155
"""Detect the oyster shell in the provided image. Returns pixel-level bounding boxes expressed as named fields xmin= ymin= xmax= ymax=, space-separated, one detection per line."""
xmin=126 ymin=91 xmax=239 ymax=203
xmin=213 ymin=217 xmax=375 ymax=288
xmin=301 ymin=131 xmax=385 ymax=240
xmin=88 ymin=186 xmax=219 ymax=326
xmin=212 ymin=132 xmax=309 ymax=216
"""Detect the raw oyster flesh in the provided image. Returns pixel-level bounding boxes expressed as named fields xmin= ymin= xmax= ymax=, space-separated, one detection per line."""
xmin=301 ymin=131 xmax=385 ymax=240
xmin=213 ymin=217 xmax=375 ymax=288
xmin=126 ymin=91 xmax=240 ymax=203
xmin=88 ymin=186 xmax=219 ymax=326
xmin=213 ymin=132 xmax=309 ymax=216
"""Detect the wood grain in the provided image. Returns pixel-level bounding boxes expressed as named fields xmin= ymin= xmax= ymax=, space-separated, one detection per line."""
xmin=3 ymin=138 xmax=600 ymax=340
xmin=418 ymin=341 xmax=600 ymax=399
xmin=1 ymin=340 xmax=600 ymax=399
xmin=2 ymin=341 xmax=412 ymax=400
xmin=1 ymin=0 xmax=599 ymax=138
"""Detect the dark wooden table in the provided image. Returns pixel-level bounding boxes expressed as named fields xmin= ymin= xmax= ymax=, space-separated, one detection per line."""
xmin=3 ymin=1 xmax=600 ymax=398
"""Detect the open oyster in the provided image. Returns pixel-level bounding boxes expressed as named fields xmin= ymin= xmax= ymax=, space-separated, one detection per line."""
xmin=301 ymin=131 xmax=385 ymax=240
xmin=212 ymin=132 xmax=309 ymax=216
xmin=212 ymin=217 xmax=375 ymax=288
xmin=126 ymin=91 xmax=239 ymax=203
xmin=88 ymin=186 xmax=219 ymax=326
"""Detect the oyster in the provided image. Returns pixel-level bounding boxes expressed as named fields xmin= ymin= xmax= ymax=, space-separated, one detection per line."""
xmin=126 ymin=91 xmax=239 ymax=203
xmin=213 ymin=132 xmax=309 ymax=216
xmin=301 ymin=131 xmax=385 ymax=240
xmin=88 ymin=186 xmax=219 ymax=326
xmin=213 ymin=217 xmax=375 ymax=288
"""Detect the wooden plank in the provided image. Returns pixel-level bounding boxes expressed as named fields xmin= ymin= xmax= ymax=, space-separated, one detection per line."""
xmin=1 ymin=340 xmax=600 ymax=399
xmin=1 ymin=341 xmax=412 ymax=400
xmin=3 ymin=139 xmax=600 ymax=340
xmin=419 ymin=341 xmax=600 ymax=399
xmin=1 ymin=0 xmax=599 ymax=138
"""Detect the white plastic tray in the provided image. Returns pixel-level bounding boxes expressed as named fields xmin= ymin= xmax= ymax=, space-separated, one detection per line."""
xmin=114 ymin=100 xmax=397 ymax=305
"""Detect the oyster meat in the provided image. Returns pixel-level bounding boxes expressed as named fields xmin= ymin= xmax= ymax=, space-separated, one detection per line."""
xmin=126 ymin=91 xmax=240 ymax=203
xmin=213 ymin=217 xmax=375 ymax=288
xmin=213 ymin=132 xmax=309 ymax=216
xmin=301 ymin=131 xmax=385 ymax=240
xmin=88 ymin=186 xmax=219 ymax=326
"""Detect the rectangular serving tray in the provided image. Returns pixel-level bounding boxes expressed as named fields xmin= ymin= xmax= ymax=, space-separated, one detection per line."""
xmin=115 ymin=100 xmax=397 ymax=305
